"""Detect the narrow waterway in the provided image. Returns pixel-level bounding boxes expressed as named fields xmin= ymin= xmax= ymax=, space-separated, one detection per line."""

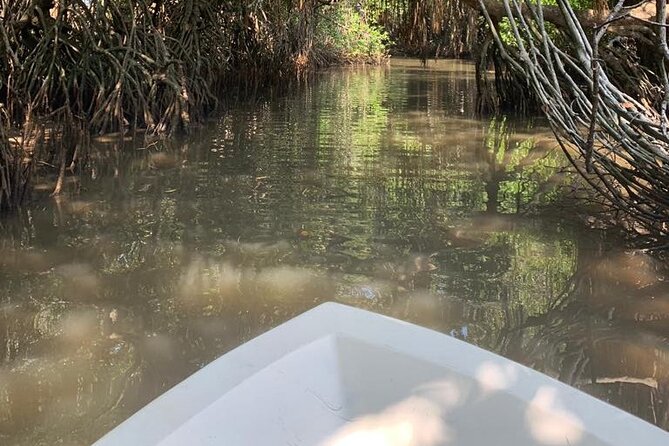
xmin=1 ymin=59 xmax=669 ymax=445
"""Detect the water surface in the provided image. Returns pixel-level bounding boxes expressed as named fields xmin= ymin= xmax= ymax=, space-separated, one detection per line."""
xmin=2 ymin=59 xmax=669 ymax=444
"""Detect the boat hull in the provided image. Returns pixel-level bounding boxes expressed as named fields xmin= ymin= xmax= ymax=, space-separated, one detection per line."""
xmin=94 ymin=302 xmax=669 ymax=445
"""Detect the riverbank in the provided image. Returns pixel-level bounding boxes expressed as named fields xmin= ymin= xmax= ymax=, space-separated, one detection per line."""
xmin=0 ymin=1 xmax=389 ymax=212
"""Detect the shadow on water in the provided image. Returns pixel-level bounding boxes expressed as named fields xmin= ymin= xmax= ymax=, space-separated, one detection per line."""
xmin=0 ymin=59 xmax=667 ymax=444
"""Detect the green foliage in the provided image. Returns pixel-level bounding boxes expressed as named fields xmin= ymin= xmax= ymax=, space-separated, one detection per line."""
xmin=356 ymin=0 xmax=478 ymax=57
xmin=315 ymin=4 xmax=389 ymax=64
xmin=537 ymin=0 xmax=593 ymax=9
xmin=498 ymin=18 xmax=517 ymax=47
xmin=496 ymin=0 xmax=592 ymax=48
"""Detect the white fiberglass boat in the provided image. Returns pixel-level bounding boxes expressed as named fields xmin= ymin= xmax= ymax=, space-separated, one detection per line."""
xmin=94 ymin=302 xmax=669 ymax=445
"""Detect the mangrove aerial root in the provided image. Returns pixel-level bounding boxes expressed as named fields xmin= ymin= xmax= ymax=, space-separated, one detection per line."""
xmin=0 ymin=0 xmax=388 ymax=210
xmin=477 ymin=0 xmax=669 ymax=239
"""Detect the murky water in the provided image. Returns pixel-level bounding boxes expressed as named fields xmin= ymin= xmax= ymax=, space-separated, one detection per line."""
xmin=1 ymin=59 xmax=669 ymax=444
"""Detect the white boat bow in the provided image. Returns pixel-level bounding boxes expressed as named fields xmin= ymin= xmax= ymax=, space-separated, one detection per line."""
xmin=94 ymin=302 xmax=669 ymax=445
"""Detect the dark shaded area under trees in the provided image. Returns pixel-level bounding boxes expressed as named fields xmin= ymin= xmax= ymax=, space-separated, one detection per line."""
xmin=0 ymin=0 xmax=387 ymax=212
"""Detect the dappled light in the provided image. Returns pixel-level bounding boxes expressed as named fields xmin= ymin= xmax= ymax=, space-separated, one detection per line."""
xmin=317 ymin=363 xmax=592 ymax=446
xmin=320 ymin=396 xmax=451 ymax=446
xmin=55 ymin=309 xmax=100 ymax=345
xmin=0 ymin=0 xmax=668 ymax=441
xmin=177 ymin=258 xmax=242 ymax=313
xmin=0 ymin=59 xmax=667 ymax=443
xmin=54 ymin=263 xmax=102 ymax=301
xmin=592 ymin=252 xmax=664 ymax=289
xmin=525 ymin=388 xmax=584 ymax=445
xmin=475 ymin=362 xmax=518 ymax=395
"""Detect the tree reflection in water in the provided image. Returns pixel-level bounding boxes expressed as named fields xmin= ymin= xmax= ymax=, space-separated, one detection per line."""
xmin=0 ymin=59 xmax=666 ymax=444
xmin=500 ymin=248 xmax=669 ymax=431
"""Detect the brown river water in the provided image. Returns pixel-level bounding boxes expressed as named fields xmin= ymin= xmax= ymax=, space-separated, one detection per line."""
xmin=1 ymin=59 xmax=669 ymax=444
